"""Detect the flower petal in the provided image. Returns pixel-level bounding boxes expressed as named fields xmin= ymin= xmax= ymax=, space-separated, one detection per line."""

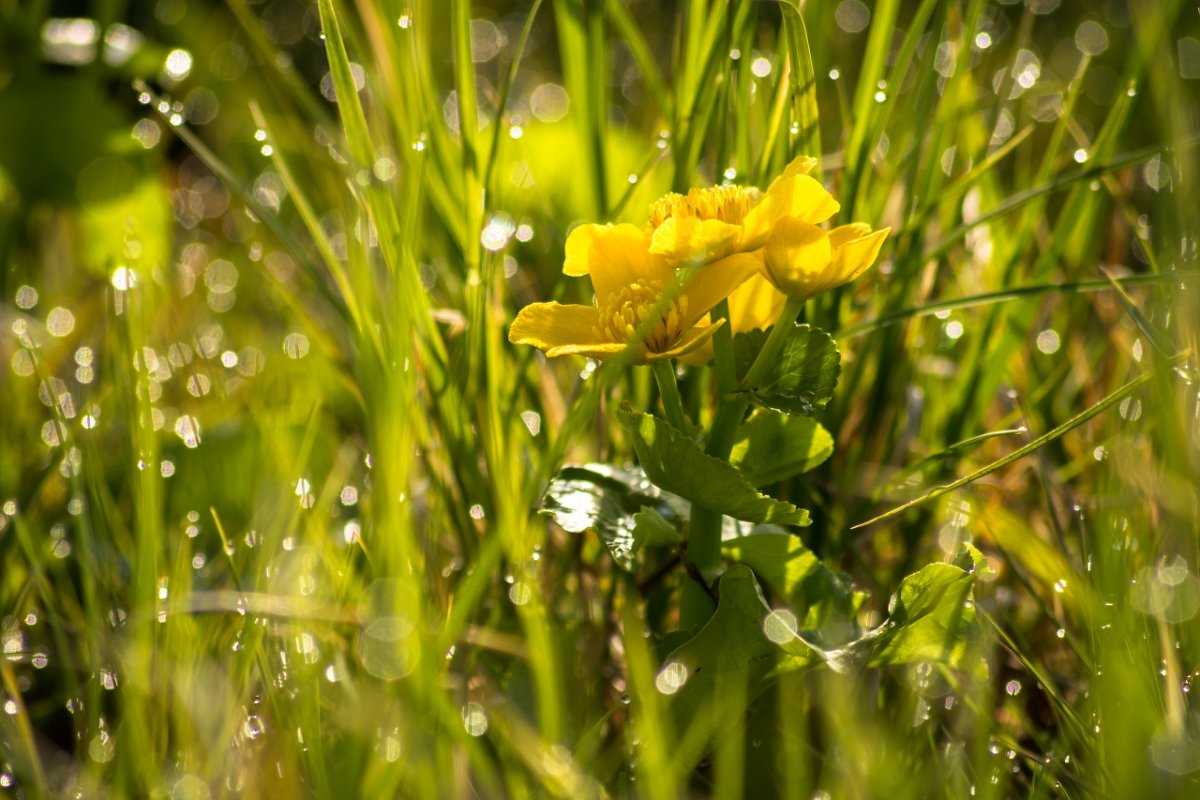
xmin=741 ymin=174 xmax=840 ymax=249
xmin=677 ymin=252 xmax=761 ymax=329
xmin=649 ymin=319 xmax=726 ymax=362
xmin=780 ymin=155 xmax=819 ymax=179
xmin=564 ymin=223 xmax=673 ymax=304
xmin=827 ymin=223 xmax=874 ymax=250
xmin=509 ymin=302 xmax=607 ymax=352
xmin=727 ymin=272 xmax=788 ymax=333
xmin=831 ymin=226 xmax=890 ymax=285
xmin=563 ymin=223 xmax=609 ymax=276
xmin=762 ymin=218 xmax=833 ymax=297
xmin=649 ymin=216 xmax=743 ymax=265
xmin=546 ymin=341 xmax=635 ymax=359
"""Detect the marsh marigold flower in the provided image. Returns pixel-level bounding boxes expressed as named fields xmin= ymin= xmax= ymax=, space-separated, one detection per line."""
xmin=646 ymin=156 xmax=837 ymax=266
xmin=648 ymin=155 xmax=889 ymax=300
xmin=761 ymin=218 xmax=890 ymax=299
xmin=509 ymin=223 xmax=758 ymax=363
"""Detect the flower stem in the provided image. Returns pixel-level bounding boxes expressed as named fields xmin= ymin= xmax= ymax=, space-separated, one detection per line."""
xmin=739 ymin=295 xmax=806 ymax=391
xmin=687 ymin=389 xmax=749 ymax=581
xmin=651 ymin=361 xmax=688 ymax=433
xmin=685 ymin=301 xmax=743 ymax=582
xmin=710 ymin=300 xmax=736 ymax=396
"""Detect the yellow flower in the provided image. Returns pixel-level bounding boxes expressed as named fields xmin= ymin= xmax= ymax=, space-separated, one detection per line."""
xmin=761 ymin=218 xmax=890 ymax=299
xmin=646 ymin=156 xmax=840 ymax=266
xmin=509 ymin=223 xmax=759 ymax=363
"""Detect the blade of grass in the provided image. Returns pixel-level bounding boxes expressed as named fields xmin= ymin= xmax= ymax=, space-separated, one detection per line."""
xmin=852 ymin=352 xmax=1189 ymax=529
xmin=837 ymin=272 xmax=1200 ymax=340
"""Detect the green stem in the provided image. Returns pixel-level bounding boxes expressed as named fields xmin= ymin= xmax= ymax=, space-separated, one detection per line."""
xmin=740 ymin=295 xmax=806 ymax=391
xmin=686 ymin=392 xmax=748 ymax=578
xmin=651 ymin=359 xmax=716 ymax=628
xmin=651 ymin=361 xmax=688 ymax=432
xmin=710 ymin=299 xmax=736 ymax=395
xmin=686 ymin=295 xmax=806 ymax=582
xmin=685 ymin=301 xmax=743 ymax=581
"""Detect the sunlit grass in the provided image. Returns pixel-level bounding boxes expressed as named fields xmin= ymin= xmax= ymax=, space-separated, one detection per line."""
xmin=1 ymin=0 xmax=1199 ymax=797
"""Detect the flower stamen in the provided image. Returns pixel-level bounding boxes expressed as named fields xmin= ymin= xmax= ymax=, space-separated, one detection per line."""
xmin=595 ymin=280 xmax=689 ymax=353
xmin=647 ymin=185 xmax=762 ymax=228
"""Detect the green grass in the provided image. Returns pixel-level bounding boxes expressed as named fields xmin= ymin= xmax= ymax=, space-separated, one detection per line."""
xmin=2 ymin=0 xmax=1199 ymax=797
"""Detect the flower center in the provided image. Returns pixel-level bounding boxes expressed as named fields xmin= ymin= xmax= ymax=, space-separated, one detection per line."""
xmin=647 ymin=185 xmax=761 ymax=229
xmin=596 ymin=280 xmax=690 ymax=353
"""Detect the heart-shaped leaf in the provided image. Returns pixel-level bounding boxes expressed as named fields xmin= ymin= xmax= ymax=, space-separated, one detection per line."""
xmin=733 ymin=324 xmax=840 ymax=415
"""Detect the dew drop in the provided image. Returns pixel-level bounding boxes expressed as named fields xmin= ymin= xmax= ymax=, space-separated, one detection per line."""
xmin=243 ymin=714 xmax=266 ymax=739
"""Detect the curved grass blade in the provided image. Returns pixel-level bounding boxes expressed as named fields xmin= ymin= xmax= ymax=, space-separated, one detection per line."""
xmin=873 ymin=427 xmax=1029 ymax=503
xmin=778 ymin=1 xmax=820 ymax=167
xmin=482 ymin=0 xmax=544 ymax=194
xmin=136 ymin=83 xmax=351 ymax=326
xmin=605 ymin=0 xmax=670 ymax=118
xmin=1098 ymin=266 xmax=1175 ymax=362
xmin=925 ymin=134 xmax=1200 ymax=261
xmin=851 ymin=352 xmax=1190 ymax=529
xmin=837 ymin=272 xmax=1200 ymax=340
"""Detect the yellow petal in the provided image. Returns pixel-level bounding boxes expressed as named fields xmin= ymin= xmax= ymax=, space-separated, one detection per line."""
xmin=740 ymin=174 xmax=841 ymax=249
xmin=563 ymin=223 xmax=609 ymax=276
xmin=676 ymin=330 xmax=715 ymax=365
xmin=830 ymin=226 xmax=890 ymax=285
xmin=727 ymin=272 xmax=788 ymax=333
xmin=827 ymin=223 xmax=874 ymax=250
xmin=677 ymin=252 xmax=761 ymax=330
xmin=674 ymin=261 xmax=781 ymax=365
xmin=564 ymin=223 xmax=673 ymax=305
xmin=509 ymin=302 xmax=608 ymax=352
xmin=546 ymin=342 xmax=636 ymax=359
xmin=649 ymin=216 xmax=743 ymax=265
xmin=647 ymin=319 xmax=726 ymax=362
xmin=780 ymin=155 xmax=819 ymax=179
xmin=762 ymin=218 xmax=833 ymax=297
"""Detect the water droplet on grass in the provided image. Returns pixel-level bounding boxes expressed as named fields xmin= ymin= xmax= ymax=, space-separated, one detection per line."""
xmin=47 ymin=307 xmax=75 ymax=337
xmin=655 ymin=661 xmax=689 ymax=695
xmin=763 ymin=609 xmax=798 ymax=644
xmin=243 ymin=715 xmax=266 ymax=739
xmin=1036 ymin=329 xmax=1061 ymax=354
xmin=15 ymin=285 xmax=38 ymax=309
xmin=462 ymin=702 xmax=488 ymax=736
xmin=89 ymin=730 xmax=115 ymax=762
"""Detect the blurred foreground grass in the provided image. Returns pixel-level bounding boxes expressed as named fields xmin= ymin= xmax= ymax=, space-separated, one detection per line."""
xmin=2 ymin=0 xmax=1200 ymax=797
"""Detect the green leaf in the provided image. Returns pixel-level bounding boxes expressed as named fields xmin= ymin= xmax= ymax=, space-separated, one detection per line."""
xmin=540 ymin=464 xmax=685 ymax=570
xmin=729 ymin=411 xmax=834 ymax=486
xmin=663 ymin=549 xmax=987 ymax=767
xmin=661 ymin=565 xmax=780 ymax=742
xmin=617 ymin=407 xmax=810 ymax=527
xmin=733 ymin=324 xmax=840 ymax=415
xmin=777 ymin=545 xmax=988 ymax=677
xmin=632 ymin=508 xmax=681 ymax=550
xmin=721 ymin=533 xmax=860 ymax=633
